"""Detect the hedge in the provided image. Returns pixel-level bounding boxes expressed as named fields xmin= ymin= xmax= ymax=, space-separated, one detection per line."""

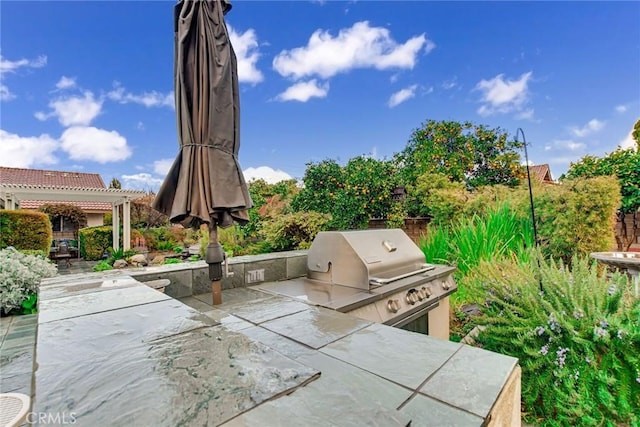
xmin=0 ymin=210 xmax=52 ymax=253
xmin=79 ymin=226 xmax=114 ymax=261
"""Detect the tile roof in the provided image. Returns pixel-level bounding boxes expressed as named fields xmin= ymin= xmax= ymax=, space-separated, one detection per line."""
xmin=0 ymin=166 xmax=106 ymax=188
xmin=19 ymin=200 xmax=112 ymax=212
xmin=529 ymin=164 xmax=554 ymax=183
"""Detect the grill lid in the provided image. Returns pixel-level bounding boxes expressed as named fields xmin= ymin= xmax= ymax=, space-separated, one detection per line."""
xmin=306 ymin=229 xmax=428 ymax=290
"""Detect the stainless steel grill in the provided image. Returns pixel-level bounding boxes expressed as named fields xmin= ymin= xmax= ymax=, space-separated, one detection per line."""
xmin=255 ymin=229 xmax=457 ymax=338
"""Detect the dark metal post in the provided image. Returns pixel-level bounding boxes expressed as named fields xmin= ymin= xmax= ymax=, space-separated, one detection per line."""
xmin=206 ymin=223 xmax=224 ymax=305
xmin=516 ymin=127 xmax=542 ymax=292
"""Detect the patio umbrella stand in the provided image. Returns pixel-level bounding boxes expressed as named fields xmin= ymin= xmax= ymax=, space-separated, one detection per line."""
xmin=152 ymin=0 xmax=252 ymax=305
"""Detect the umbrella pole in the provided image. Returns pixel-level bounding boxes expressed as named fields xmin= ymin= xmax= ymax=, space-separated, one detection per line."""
xmin=206 ymin=222 xmax=225 ymax=305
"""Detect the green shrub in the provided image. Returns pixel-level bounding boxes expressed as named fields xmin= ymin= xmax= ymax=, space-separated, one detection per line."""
xmin=164 ymin=258 xmax=181 ymax=264
xmin=0 ymin=247 xmax=57 ymax=315
xmin=475 ymin=252 xmax=639 ymax=426
xmin=93 ymin=260 xmax=113 ymax=272
xmin=421 ymin=203 xmax=534 ymax=274
xmin=155 ymin=241 xmax=175 ymax=251
xmin=536 ymin=176 xmax=620 ymax=262
xmin=79 ymin=226 xmax=113 ymax=260
xmin=420 ymin=203 xmax=534 ymax=306
xmin=262 ymin=211 xmax=331 ymax=251
xmin=0 ymin=210 xmax=52 ymax=253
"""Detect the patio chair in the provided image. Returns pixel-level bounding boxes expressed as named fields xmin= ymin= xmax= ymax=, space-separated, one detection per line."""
xmin=54 ymin=241 xmax=72 ymax=268
xmin=0 ymin=393 xmax=30 ymax=427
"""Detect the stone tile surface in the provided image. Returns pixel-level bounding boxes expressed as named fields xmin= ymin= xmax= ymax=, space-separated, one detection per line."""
xmin=241 ymin=326 xmax=317 ymax=360
xmin=37 ymin=299 xmax=217 ymax=366
xmin=223 ymin=296 xmax=310 ymax=324
xmin=261 ymin=307 xmax=371 ymax=349
xmin=224 ymin=352 xmax=412 ymax=427
xmin=180 ymin=295 xmax=217 ymax=313
xmin=38 ymin=284 xmax=170 ymax=323
xmin=419 ymin=344 xmax=518 ymax=418
xmin=34 ymin=326 xmax=319 ymax=426
xmin=39 ymin=275 xmax=140 ymax=301
xmin=321 ymin=323 xmax=461 ymax=389
xmin=193 ymin=288 xmax=268 ymax=307
xmin=203 ymin=310 xmax=255 ymax=332
xmin=399 ymin=394 xmax=483 ymax=426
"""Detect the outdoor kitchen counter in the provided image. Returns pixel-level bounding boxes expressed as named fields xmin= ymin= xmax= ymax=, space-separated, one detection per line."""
xmin=31 ymin=273 xmax=520 ymax=426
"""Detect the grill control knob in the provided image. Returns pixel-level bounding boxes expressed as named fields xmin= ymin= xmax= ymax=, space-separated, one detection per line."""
xmin=387 ymin=299 xmax=400 ymax=313
xmin=422 ymin=286 xmax=432 ymax=297
xmin=416 ymin=289 xmax=426 ymax=301
xmin=405 ymin=289 xmax=419 ymax=305
xmin=442 ymin=281 xmax=451 ymax=290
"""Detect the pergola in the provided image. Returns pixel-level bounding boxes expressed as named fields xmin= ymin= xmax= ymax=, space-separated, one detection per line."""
xmin=0 ymin=184 xmax=147 ymax=251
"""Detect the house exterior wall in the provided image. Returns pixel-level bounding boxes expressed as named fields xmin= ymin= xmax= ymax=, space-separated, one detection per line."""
xmin=87 ymin=213 xmax=105 ymax=227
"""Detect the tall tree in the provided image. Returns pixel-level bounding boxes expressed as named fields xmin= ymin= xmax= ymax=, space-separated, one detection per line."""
xmin=109 ymin=178 xmax=122 ymax=189
xmin=395 ymin=120 xmax=525 ymax=189
xmin=564 ymin=122 xmax=640 ymax=213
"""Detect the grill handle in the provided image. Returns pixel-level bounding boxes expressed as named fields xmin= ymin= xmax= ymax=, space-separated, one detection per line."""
xmin=369 ymin=265 xmax=436 ymax=285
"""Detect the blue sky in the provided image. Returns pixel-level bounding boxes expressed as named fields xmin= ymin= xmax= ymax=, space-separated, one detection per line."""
xmin=1 ymin=1 xmax=638 ymax=189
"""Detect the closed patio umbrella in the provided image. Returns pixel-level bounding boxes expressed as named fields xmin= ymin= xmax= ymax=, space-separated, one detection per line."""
xmin=152 ymin=0 xmax=252 ymax=305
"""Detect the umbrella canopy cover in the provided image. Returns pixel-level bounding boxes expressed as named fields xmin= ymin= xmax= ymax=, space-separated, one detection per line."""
xmin=153 ymin=0 xmax=252 ymax=229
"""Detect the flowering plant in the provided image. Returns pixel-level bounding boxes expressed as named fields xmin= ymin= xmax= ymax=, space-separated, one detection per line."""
xmin=0 ymin=247 xmax=57 ymax=315
xmin=475 ymin=251 xmax=639 ymax=426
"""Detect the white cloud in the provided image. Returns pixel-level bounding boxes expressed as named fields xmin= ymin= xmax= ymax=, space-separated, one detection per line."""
xmin=475 ymin=71 xmax=532 ymax=117
xmin=107 ymin=83 xmax=174 ymax=109
xmin=121 ymin=173 xmax=164 ymax=191
xmin=570 ymin=119 xmax=604 ymax=138
xmin=136 ymin=121 xmax=145 ymax=130
xmin=55 ymin=76 xmax=76 ymax=90
xmin=619 ymin=126 xmax=637 ymax=151
xmin=615 ymin=105 xmax=627 ymax=113
xmin=0 ymin=129 xmax=58 ymax=168
xmin=0 ymin=84 xmax=15 ymax=101
xmin=59 ymin=126 xmax=132 ymax=163
xmin=0 ymin=54 xmax=47 ymax=73
xmin=243 ymin=166 xmax=293 ymax=184
xmin=273 ymin=21 xmax=433 ymax=80
xmin=552 ymin=139 xmax=586 ymax=152
xmin=388 ymin=84 xmax=417 ymax=108
xmin=515 ymin=109 xmax=535 ymax=120
xmin=153 ymin=158 xmax=174 ymax=176
xmin=442 ymin=77 xmax=457 ymax=90
xmin=228 ymin=26 xmax=264 ymax=85
xmin=0 ymin=54 xmax=47 ymax=102
xmin=276 ymin=79 xmax=329 ymax=102
xmin=36 ymin=91 xmax=103 ymax=126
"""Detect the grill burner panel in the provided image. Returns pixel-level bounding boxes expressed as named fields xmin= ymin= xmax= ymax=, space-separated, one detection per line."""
xmin=255 ymin=229 xmax=457 ymax=331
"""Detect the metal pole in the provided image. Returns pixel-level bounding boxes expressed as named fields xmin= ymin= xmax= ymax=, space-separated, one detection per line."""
xmin=206 ymin=222 xmax=224 ymax=305
xmin=517 ymin=128 xmax=539 ymax=248
xmin=516 ymin=127 xmax=542 ymax=292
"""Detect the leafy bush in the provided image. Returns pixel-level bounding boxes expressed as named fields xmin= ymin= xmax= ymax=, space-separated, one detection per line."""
xmin=155 ymin=241 xmax=175 ymax=251
xmin=536 ymin=176 xmax=620 ymax=261
xmin=0 ymin=209 xmax=52 ymax=253
xmin=292 ymin=157 xmax=398 ymax=230
xmin=421 ymin=203 xmax=534 ymax=274
xmin=0 ymin=247 xmax=57 ymax=315
xmin=564 ymin=122 xmax=640 ymax=213
xmin=39 ymin=203 xmax=87 ymax=230
xmin=395 ymin=119 xmax=524 ymax=190
xmin=474 ymin=252 xmax=639 ymax=426
xmin=262 ymin=211 xmax=331 ymax=251
xmin=79 ymin=226 xmax=113 ymax=260
xmin=93 ymin=260 xmax=113 ymax=272
xmin=164 ymin=258 xmax=181 ymax=264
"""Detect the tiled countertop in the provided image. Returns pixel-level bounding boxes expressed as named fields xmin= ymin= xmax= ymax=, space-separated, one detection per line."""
xmin=26 ymin=273 xmax=518 ymax=426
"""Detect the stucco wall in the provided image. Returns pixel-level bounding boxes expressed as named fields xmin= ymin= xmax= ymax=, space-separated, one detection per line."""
xmin=86 ymin=213 xmax=105 ymax=227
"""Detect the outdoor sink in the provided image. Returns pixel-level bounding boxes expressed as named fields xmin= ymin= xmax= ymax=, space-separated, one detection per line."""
xmin=591 ymin=252 xmax=640 ymax=297
xmin=590 ymin=252 xmax=640 ymax=273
